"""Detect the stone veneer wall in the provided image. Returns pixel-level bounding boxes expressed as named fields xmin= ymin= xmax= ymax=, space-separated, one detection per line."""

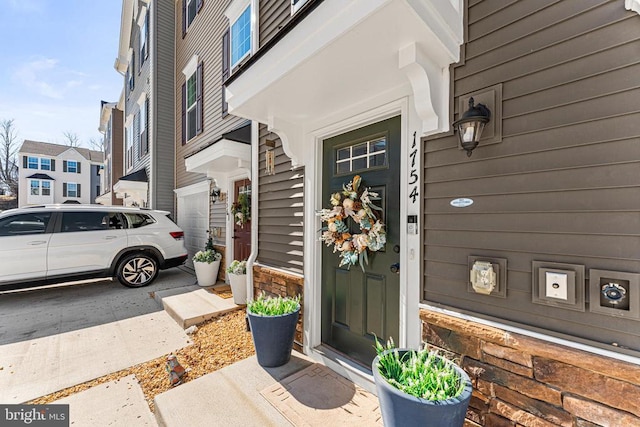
xmin=252 ymin=265 xmax=304 ymax=351
xmin=420 ymin=309 xmax=640 ymax=427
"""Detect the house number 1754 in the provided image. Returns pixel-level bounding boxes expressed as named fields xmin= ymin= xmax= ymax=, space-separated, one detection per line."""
xmin=409 ymin=132 xmax=419 ymax=204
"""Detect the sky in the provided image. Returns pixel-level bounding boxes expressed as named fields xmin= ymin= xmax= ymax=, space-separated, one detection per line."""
xmin=0 ymin=0 xmax=123 ymax=150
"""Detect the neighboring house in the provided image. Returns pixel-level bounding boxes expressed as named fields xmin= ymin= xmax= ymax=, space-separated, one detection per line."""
xmin=224 ymin=0 xmax=640 ymax=425
xmin=18 ymin=141 xmax=104 ymax=207
xmin=114 ymin=0 xmax=175 ymax=213
xmin=173 ymin=0 xmax=254 ymax=272
xmin=95 ymin=99 xmax=124 ymax=206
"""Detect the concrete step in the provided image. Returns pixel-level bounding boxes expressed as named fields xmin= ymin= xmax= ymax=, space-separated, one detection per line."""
xmin=154 ymin=352 xmax=314 ymax=427
xmin=155 ymin=284 xmax=240 ymax=329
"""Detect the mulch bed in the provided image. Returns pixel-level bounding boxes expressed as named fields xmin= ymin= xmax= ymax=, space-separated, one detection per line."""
xmin=28 ymin=309 xmax=255 ymax=412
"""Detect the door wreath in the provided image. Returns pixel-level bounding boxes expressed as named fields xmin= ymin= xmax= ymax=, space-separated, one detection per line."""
xmin=318 ymin=175 xmax=386 ymax=271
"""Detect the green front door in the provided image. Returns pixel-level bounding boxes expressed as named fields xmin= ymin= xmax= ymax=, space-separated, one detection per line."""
xmin=321 ymin=116 xmax=401 ymax=367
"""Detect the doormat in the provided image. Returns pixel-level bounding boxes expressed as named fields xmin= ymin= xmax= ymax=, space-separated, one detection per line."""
xmin=261 ymin=363 xmax=382 ymax=426
xmin=208 ymin=284 xmax=233 ymax=299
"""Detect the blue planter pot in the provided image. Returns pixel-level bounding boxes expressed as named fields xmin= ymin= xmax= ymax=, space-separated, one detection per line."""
xmin=247 ymin=307 xmax=300 ymax=367
xmin=372 ymin=350 xmax=472 ymax=427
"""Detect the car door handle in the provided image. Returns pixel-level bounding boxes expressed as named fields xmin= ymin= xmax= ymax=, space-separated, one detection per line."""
xmin=27 ymin=241 xmax=47 ymax=246
xmin=104 ymin=236 xmax=118 ymax=240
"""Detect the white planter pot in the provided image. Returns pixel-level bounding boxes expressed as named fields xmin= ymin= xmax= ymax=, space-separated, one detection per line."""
xmin=228 ymin=273 xmax=247 ymax=305
xmin=194 ymin=260 xmax=220 ymax=287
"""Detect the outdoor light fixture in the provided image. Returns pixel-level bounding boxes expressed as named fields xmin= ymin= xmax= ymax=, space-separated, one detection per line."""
xmin=210 ymin=180 xmax=221 ymax=203
xmin=453 ymin=97 xmax=491 ymax=157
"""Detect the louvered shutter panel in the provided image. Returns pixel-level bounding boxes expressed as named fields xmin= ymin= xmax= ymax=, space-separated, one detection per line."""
xmin=181 ymin=0 xmax=186 ymax=38
xmin=51 ymin=159 xmax=55 ymax=171
xmin=181 ymin=82 xmax=186 ymax=145
xmin=23 ymin=156 xmax=27 ymax=168
xmin=221 ymin=28 xmax=230 ymax=117
xmin=77 ymin=162 xmax=81 ymax=174
xmin=134 ymin=113 xmax=141 ymax=159
xmin=77 ymin=184 xmax=81 ymax=198
xmin=63 ymin=160 xmax=68 ymax=172
xmin=196 ymin=62 xmax=203 ymax=135
xmin=144 ymin=98 xmax=149 ymax=154
xmin=144 ymin=12 xmax=149 ymax=60
xmin=197 ymin=0 xmax=203 ymax=13
xmin=63 ymin=183 xmax=67 ymax=197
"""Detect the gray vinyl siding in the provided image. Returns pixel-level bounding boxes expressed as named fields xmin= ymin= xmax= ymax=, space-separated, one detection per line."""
xmin=257 ymin=124 xmax=304 ymax=274
xmin=423 ymin=1 xmax=640 ymax=352
xmin=153 ymin=0 xmax=176 ymax=215
xmin=258 ymin=0 xmax=291 ymax=48
xmin=175 ymin=0 xmax=245 ymax=190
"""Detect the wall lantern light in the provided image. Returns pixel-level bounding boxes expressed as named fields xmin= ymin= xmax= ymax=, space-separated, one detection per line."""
xmin=210 ymin=179 xmax=221 ymax=203
xmin=453 ymin=97 xmax=491 ymax=157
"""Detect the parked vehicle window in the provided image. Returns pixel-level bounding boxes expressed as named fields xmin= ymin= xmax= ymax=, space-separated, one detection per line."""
xmin=61 ymin=211 xmax=122 ymax=233
xmin=123 ymin=213 xmax=156 ymax=228
xmin=0 ymin=213 xmax=52 ymax=236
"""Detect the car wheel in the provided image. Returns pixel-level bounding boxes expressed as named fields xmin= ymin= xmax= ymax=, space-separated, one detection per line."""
xmin=116 ymin=252 xmax=159 ymax=288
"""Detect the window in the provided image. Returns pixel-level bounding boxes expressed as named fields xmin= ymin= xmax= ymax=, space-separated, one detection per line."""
xmin=61 ymin=211 xmax=116 ymax=232
xmin=126 ymin=123 xmax=133 ymax=170
xmin=0 ymin=213 xmax=51 ymax=236
xmin=230 ymin=5 xmax=251 ymax=67
xmin=66 ymin=160 xmax=78 ymax=173
xmin=123 ymin=213 xmax=155 ymax=228
xmin=139 ymin=10 xmax=149 ymax=66
xmin=40 ymin=158 xmax=51 ymax=171
xmin=66 ymin=183 xmax=79 ymax=198
xmin=335 ymin=136 xmax=387 ymax=175
xmin=42 ymin=181 xmax=51 ymax=196
xmin=30 ymin=180 xmax=40 ymax=196
xmin=182 ymin=0 xmax=203 ymax=36
xmin=182 ymin=59 xmax=203 ymax=143
xmin=128 ymin=51 xmax=135 ymax=91
xmin=28 ymin=157 xmax=38 ymax=169
xmin=291 ymin=0 xmax=309 ymax=14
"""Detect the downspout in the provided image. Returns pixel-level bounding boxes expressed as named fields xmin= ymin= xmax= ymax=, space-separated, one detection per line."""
xmin=246 ymin=121 xmax=259 ymax=302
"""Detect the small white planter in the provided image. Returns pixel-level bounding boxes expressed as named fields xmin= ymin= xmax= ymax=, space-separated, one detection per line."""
xmin=228 ymin=273 xmax=247 ymax=305
xmin=194 ymin=260 xmax=220 ymax=287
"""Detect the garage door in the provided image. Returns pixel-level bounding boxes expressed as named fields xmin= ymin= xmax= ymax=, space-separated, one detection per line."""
xmin=177 ymin=189 xmax=209 ymax=269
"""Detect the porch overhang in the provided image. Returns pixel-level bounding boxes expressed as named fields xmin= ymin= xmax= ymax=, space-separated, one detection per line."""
xmin=185 ymin=139 xmax=251 ymax=177
xmin=225 ymin=0 xmax=463 ymax=165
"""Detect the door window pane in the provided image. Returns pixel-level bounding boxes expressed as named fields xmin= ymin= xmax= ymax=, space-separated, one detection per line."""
xmin=334 ymin=136 xmax=387 ymax=174
xmin=61 ymin=212 xmax=110 ymax=232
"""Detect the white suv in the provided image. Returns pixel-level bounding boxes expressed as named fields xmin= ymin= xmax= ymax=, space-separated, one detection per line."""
xmin=0 ymin=205 xmax=188 ymax=290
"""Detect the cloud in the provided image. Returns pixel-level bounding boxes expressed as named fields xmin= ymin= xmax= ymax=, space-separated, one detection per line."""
xmin=11 ymin=58 xmax=90 ymax=100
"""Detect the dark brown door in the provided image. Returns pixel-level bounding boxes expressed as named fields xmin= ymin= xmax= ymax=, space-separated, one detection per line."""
xmin=233 ymin=179 xmax=251 ymax=261
xmin=321 ymin=116 xmax=401 ymax=367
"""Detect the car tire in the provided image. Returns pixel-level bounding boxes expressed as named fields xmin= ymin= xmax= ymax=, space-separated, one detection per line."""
xmin=116 ymin=252 xmax=159 ymax=288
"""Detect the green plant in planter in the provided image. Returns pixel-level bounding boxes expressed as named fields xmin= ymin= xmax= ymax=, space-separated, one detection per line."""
xmin=374 ymin=338 xmax=466 ymax=401
xmin=247 ymin=294 xmax=300 ymax=316
xmin=192 ymin=248 xmax=222 ymax=264
xmin=226 ymin=260 xmax=247 ymax=275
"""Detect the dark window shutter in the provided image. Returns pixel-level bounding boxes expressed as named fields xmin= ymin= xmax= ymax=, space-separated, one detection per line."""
xmin=63 ymin=183 xmax=67 ymax=197
xmin=77 ymin=184 xmax=81 ymax=198
xmin=51 ymin=159 xmax=55 ymax=171
xmin=181 ymin=0 xmax=186 ymax=38
xmin=23 ymin=156 xmax=27 ymax=168
xmin=134 ymin=113 xmax=141 ymax=159
xmin=181 ymin=82 xmax=186 ymax=145
xmin=197 ymin=0 xmax=203 ymax=13
xmin=77 ymin=162 xmax=81 ymax=174
xmin=144 ymin=98 xmax=150 ymax=154
xmin=144 ymin=12 xmax=149 ymax=60
xmin=196 ymin=61 xmax=203 ymax=135
xmin=63 ymin=160 xmax=68 ymax=172
xmin=221 ymin=28 xmax=230 ymax=117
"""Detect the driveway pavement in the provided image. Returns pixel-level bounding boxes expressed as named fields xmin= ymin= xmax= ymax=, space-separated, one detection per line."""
xmin=0 ymin=268 xmax=196 ymax=403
